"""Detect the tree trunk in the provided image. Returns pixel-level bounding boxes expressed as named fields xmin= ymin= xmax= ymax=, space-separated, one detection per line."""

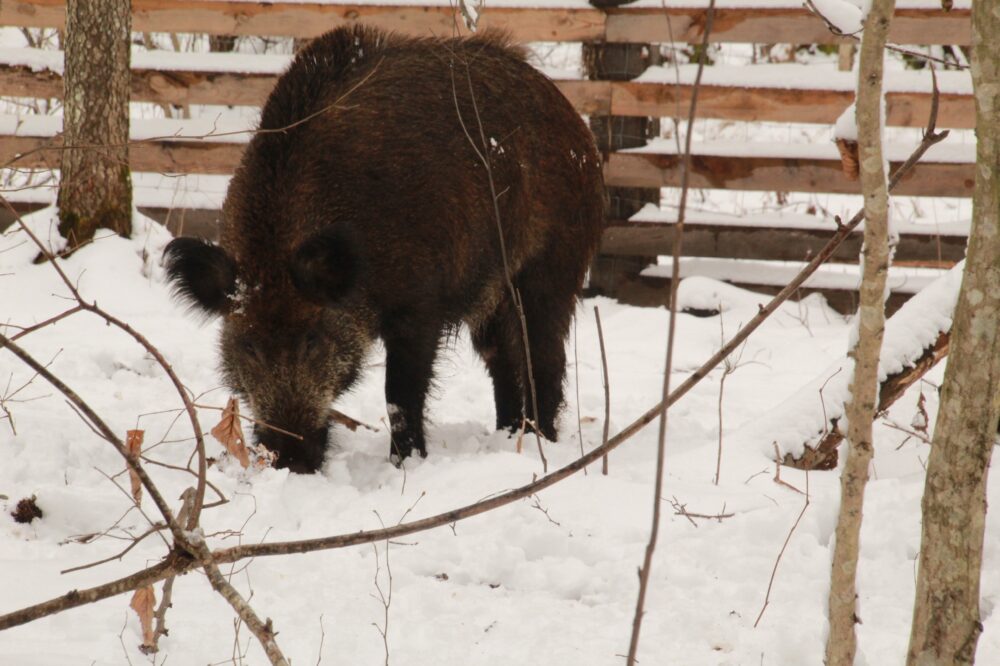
xmin=56 ymin=0 xmax=132 ymax=248
xmin=906 ymin=1 xmax=1000 ymax=662
xmin=824 ymin=1 xmax=895 ymax=663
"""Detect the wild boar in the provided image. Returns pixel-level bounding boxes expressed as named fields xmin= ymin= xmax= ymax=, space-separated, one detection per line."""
xmin=164 ymin=25 xmax=606 ymax=473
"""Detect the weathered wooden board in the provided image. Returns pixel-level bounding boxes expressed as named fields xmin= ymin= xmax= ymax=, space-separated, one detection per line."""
xmin=3 ymin=135 xmax=976 ymax=199
xmin=599 ymin=221 xmax=966 ymax=266
xmin=604 ymin=5 xmax=971 ymax=45
xmin=0 ymin=64 xmax=973 ymax=130
xmin=605 ymin=152 xmax=976 ymax=198
xmin=0 ymin=1 xmax=971 ymax=45
xmin=0 ymin=0 xmax=606 ymax=42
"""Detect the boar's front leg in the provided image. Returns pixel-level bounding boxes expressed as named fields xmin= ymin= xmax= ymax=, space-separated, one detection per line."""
xmin=383 ymin=323 xmax=439 ymax=464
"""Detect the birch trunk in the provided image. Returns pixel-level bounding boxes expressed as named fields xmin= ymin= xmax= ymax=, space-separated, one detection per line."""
xmin=56 ymin=0 xmax=132 ymax=248
xmin=824 ymin=0 xmax=895 ymax=662
xmin=906 ymin=0 xmax=1000 ymax=662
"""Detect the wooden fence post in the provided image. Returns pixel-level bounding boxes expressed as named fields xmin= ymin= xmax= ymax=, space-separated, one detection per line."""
xmin=585 ymin=1 xmax=661 ymax=302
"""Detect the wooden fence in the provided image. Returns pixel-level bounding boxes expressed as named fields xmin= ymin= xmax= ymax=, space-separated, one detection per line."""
xmin=0 ymin=0 xmax=977 ymax=312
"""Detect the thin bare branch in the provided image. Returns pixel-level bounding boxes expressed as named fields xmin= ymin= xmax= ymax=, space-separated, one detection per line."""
xmin=594 ymin=306 xmax=611 ymax=476
xmin=627 ymin=3 xmax=716 ymax=662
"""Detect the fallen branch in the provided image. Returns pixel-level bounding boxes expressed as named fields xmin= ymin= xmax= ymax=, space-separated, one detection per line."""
xmin=786 ymin=331 xmax=950 ymax=469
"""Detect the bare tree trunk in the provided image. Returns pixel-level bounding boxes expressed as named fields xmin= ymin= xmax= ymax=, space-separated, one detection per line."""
xmin=906 ymin=1 xmax=1000 ymax=663
xmin=56 ymin=0 xmax=132 ymax=248
xmin=824 ymin=1 xmax=895 ymax=663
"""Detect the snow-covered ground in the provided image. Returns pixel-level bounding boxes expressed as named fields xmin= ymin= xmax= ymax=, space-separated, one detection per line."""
xmin=0 ymin=10 xmax=993 ymax=664
xmin=1 ymin=207 xmax=997 ymax=665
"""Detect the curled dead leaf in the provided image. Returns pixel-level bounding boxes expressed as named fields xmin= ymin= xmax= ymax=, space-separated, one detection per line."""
xmin=130 ymin=585 xmax=156 ymax=652
xmin=210 ymin=398 xmax=251 ymax=468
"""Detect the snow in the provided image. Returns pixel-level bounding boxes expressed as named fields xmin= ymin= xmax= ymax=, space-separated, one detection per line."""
xmin=644 ymin=256 xmax=946 ymax=294
xmin=0 ymin=6 xmax=991 ymax=663
xmin=634 ymin=64 xmax=972 ymax=96
xmin=834 ymin=102 xmax=859 ymax=142
xmin=0 ymin=113 xmax=254 ymax=144
xmin=810 ymin=0 xmax=865 ymax=35
xmin=1 ymin=209 xmax=997 ymax=665
xmin=731 ymin=262 xmax=963 ymax=460
xmin=628 ymin=203 xmax=971 ymax=237
xmin=630 ymin=136 xmax=976 ymax=164
xmin=0 ymin=47 xmax=296 ymax=76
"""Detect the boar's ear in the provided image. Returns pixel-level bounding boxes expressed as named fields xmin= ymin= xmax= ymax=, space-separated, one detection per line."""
xmin=290 ymin=228 xmax=358 ymax=305
xmin=163 ymin=237 xmax=237 ymax=316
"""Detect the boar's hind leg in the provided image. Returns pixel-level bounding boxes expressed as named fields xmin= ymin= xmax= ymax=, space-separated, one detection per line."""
xmin=476 ymin=277 xmax=574 ymax=441
xmin=383 ymin=323 xmax=439 ymax=463
xmin=514 ymin=254 xmax=582 ymax=442
xmin=471 ymin=300 xmax=526 ymax=434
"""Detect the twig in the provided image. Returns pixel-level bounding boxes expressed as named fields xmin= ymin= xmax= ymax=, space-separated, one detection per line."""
xmin=572 ymin=318 xmax=586 ymax=474
xmin=315 ymin=614 xmax=326 ymax=666
xmin=626 ymin=3 xmax=716 ymax=663
xmin=150 ymin=488 xmax=196 ymax=653
xmin=668 ymin=497 xmax=735 ymax=526
xmin=594 ymin=306 xmax=611 ymax=476
xmin=755 ymin=473 xmax=811 ymax=628
xmin=530 ymin=494 xmax=562 ymax=527
xmin=714 ymin=318 xmax=751 ymax=486
xmin=370 ymin=541 xmax=392 ymax=666
xmin=60 ymin=523 xmax=166 ymax=575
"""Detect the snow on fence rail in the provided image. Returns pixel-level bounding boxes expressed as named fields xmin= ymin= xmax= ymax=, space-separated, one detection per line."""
xmin=0 ymin=0 xmax=975 ymax=310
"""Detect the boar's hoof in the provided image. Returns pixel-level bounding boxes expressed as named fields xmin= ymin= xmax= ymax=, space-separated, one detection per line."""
xmin=389 ymin=439 xmax=428 ymax=468
xmin=499 ymin=419 xmax=557 ymax=443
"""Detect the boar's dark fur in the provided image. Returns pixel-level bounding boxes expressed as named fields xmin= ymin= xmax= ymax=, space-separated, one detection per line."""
xmin=164 ymin=25 xmax=606 ymax=473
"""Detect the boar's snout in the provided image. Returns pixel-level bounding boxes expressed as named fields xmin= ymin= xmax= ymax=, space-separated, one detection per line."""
xmin=253 ymin=423 xmax=330 ymax=474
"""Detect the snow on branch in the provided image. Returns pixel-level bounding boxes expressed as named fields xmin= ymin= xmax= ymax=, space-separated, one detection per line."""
xmin=731 ymin=263 xmax=963 ymax=464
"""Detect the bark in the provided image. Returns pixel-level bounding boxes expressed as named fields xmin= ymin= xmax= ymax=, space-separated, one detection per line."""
xmin=824 ymin=1 xmax=895 ymax=663
xmin=906 ymin=1 xmax=1000 ymax=662
xmin=56 ymin=0 xmax=132 ymax=247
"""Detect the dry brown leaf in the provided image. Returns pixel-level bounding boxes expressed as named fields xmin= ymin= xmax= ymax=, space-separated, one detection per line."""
xmin=130 ymin=585 xmax=156 ymax=650
xmin=125 ymin=430 xmax=144 ymax=505
xmin=329 ymin=408 xmax=378 ymax=432
xmin=210 ymin=398 xmax=250 ymax=468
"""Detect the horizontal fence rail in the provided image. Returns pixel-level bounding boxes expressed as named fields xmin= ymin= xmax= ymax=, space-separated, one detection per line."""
xmin=0 ymin=57 xmax=975 ymax=129
xmin=2 ymin=133 xmax=976 ymax=199
xmin=0 ymin=1 xmax=973 ymax=45
xmin=600 ymin=219 xmax=967 ymax=265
